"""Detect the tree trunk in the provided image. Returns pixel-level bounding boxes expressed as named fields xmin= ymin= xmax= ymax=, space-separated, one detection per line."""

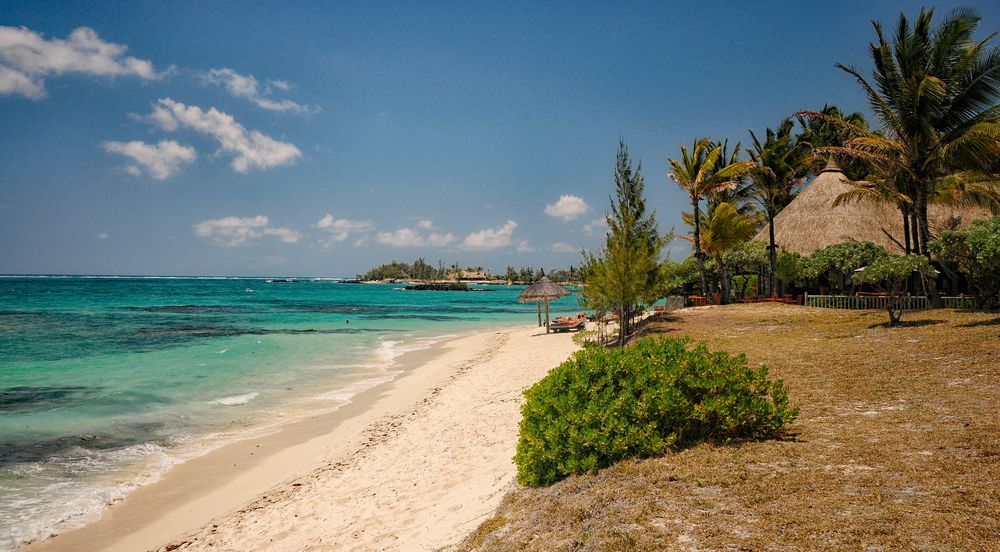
xmin=544 ymin=300 xmax=550 ymax=333
xmin=914 ymin=185 xmax=944 ymax=307
xmin=914 ymin=187 xmax=930 ymax=257
xmin=693 ymin=197 xmax=708 ymax=298
xmin=767 ymin=209 xmax=777 ymax=297
xmin=901 ymin=207 xmax=911 ymax=254
xmin=909 ymin=211 xmax=920 ymax=255
xmin=717 ymin=255 xmax=732 ymax=304
xmin=887 ymin=281 xmax=903 ymax=325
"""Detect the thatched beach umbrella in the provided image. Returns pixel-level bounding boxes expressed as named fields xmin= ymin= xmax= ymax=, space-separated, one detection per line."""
xmin=517 ymin=276 xmax=571 ymax=333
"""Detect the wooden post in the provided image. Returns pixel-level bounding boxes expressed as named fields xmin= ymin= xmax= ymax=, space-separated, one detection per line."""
xmin=536 ymin=301 xmax=542 ymax=326
xmin=544 ymin=300 xmax=550 ymax=333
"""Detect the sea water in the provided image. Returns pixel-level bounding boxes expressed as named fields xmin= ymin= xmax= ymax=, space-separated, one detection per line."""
xmin=0 ymin=276 xmax=580 ymax=549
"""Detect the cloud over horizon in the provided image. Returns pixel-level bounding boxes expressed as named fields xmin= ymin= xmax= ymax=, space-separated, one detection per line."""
xmin=140 ymin=98 xmax=301 ymax=172
xmin=193 ymin=215 xmax=300 ymax=246
xmin=544 ymin=195 xmax=590 ymax=221
xmin=314 ymin=214 xmax=374 ymax=247
xmin=376 ymin=220 xmax=456 ymax=248
xmin=0 ymin=26 xmax=161 ymax=99
xmin=459 ymin=220 xmax=517 ymax=251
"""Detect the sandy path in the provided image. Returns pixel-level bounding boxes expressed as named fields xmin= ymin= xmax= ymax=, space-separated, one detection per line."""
xmin=153 ymin=324 xmax=576 ymax=551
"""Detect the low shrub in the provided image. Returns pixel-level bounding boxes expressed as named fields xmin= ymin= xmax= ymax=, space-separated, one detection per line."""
xmin=514 ymin=337 xmax=797 ymax=486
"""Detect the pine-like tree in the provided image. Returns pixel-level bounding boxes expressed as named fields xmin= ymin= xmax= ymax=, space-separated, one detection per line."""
xmin=582 ymin=140 xmax=665 ymax=346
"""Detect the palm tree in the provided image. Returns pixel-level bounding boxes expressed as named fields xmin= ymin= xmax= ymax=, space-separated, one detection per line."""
xmin=746 ymin=119 xmax=812 ymax=296
xmin=668 ymin=138 xmax=754 ymax=298
xmin=930 ymin=172 xmax=1000 ymax=214
xmin=796 ymin=104 xmax=870 ymax=180
xmin=836 ymin=7 xmax=1000 ymax=256
xmin=706 ymin=139 xmax=759 ymax=218
xmin=700 ymin=202 xmax=758 ymax=303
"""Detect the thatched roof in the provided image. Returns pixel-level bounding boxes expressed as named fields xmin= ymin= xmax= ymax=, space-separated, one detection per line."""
xmin=517 ymin=276 xmax=571 ymax=303
xmin=755 ymin=159 xmax=993 ymax=255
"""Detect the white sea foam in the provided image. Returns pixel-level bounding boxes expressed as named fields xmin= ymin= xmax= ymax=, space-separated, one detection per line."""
xmin=210 ymin=392 xmax=259 ymax=406
xmin=0 ymin=441 xmax=181 ymax=550
xmin=312 ymin=374 xmax=401 ymax=402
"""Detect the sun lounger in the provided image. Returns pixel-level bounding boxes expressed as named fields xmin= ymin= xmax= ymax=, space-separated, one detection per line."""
xmin=549 ymin=318 xmax=586 ymax=332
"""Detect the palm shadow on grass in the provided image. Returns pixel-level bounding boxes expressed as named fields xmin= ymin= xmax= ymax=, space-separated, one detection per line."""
xmin=867 ymin=319 xmax=946 ymax=329
xmin=958 ymin=317 xmax=1000 ymax=327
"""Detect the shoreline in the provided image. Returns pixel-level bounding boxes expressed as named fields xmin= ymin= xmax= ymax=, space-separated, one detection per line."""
xmin=24 ymin=323 xmax=578 ymax=551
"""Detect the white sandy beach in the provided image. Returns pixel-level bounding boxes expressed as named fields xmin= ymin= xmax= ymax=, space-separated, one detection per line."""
xmin=26 ymin=324 xmax=578 ymax=552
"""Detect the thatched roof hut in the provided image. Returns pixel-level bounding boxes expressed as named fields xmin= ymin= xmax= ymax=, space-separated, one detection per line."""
xmin=755 ymin=159 xmax=992 ymax=255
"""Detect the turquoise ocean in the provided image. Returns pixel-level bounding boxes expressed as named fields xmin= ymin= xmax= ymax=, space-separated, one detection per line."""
xmin=0 ymin=276 xmax=579 ymax=549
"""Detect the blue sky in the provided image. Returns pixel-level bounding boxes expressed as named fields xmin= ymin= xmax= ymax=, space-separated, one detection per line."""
xmin=2 ymin=1 xmax=998 ymax=276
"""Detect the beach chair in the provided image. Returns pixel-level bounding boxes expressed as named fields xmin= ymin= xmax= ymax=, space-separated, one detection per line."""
xmin=549 ymin=318 xmax=586 ymax=332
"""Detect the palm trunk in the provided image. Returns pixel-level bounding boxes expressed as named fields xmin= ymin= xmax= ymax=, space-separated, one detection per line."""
xmin=693 ymin=197 xmax=708 ymax=298
xmin=909 ymin=212 xmax=920 ymax=256
xmin=914 ymin=187 xmax=930 ymax=257
xmin=717 ymin=254 xmax=731 ymax=304
xmin=901 ymin=206 xmax=911 ymax=254
xmin=914 ymin=183 xmax=943 ymax=307
xmin=767 ymin=209 xmax=777 ymax=297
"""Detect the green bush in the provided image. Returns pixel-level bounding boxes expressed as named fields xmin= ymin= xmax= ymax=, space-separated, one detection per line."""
xmin=514 ymin=337 xmax=798 ymax=486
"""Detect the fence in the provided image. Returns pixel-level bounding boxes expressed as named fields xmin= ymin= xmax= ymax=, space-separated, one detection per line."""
xmin=805 ymin=294 xmax=975 ymax=311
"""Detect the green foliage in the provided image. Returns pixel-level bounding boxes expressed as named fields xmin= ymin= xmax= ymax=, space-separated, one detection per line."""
xmin=571 ymin=329 xmax=597 ymax=347
xmin=722 ymin=240 xmax=768 ymax=274
xmin=514 ymin=337 xmax=798 ymax=486
xmin=668 ymin=137 xmax=755 ymax=295
xmin=930 ymin=216 xmax=1000 ymax=308
xmin=852 ymin=254 xmax=935 ymax=324
xmin=775 ymin=249 xmax=805 ymax=283
xmin=657 ymin=257 xmax=701 ymax=296
xmin=746 ymin=118 xmax=813 ymax=294
xmin=851 ymin=254 xmax=934 ymax=287
xmin=839 ymin=7 xmax=1000 ymax=254
xmin=547 ymin=266 xmax=583 ymax=283
xmin=802 ymin=241 xmax=889 ymax=280
xmin=362 ymin=260 xmax=422 ymax=280
xmin=795 ymin=104 xmax=869 ymax=180
xmin=581 ymin=141 xmax=665 ymax=345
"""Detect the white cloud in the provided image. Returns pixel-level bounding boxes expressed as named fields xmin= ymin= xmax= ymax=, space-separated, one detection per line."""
xmin=583 ymin=217 xmax=609 ymax=235
xmin=428 ymin=232 xmax=456 ymax=246
xmin=97 ymin=232 xmax=108 ymax=240
xmin=141 ymin=98 xmax=301 ymax=172
xmin=0 ymin=26 xmax=161 ymax=99
xmin=376 ymin=227 xmax=426 ymax=247
xmin=203 ymin=68 xmax=312 ymax=113
xmin=416 ymin=219 xmax=435 ymax=230
xmin=193 ymin=215 xmax=300 ymax=246
xmin=516 ymin=240 xmax=537 ymax=253
xmin=459 ymin=220 xmax=518 ymax=251
xmin=267 ymin=79 xmax=290 ymax=92
xmin=552 ymin=242 xmax=577 ymax=253
xmin=544 ymin=195 xmax=590 ymax=221
xmin=314 ymin=213 xmax=374 ymax=245
xmin=375 ymin=226 xmax=456 ymax=248
xmin=102 ymin=139 xmax=196 ymax=180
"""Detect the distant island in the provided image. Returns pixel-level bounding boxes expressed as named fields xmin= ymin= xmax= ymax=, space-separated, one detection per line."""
xmin=359 ymin=258 xmax=582 ymax=285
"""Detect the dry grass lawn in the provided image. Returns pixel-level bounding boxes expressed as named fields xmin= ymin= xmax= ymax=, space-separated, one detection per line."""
xmin=454 ymin=304 xmax=1000 ymax=551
